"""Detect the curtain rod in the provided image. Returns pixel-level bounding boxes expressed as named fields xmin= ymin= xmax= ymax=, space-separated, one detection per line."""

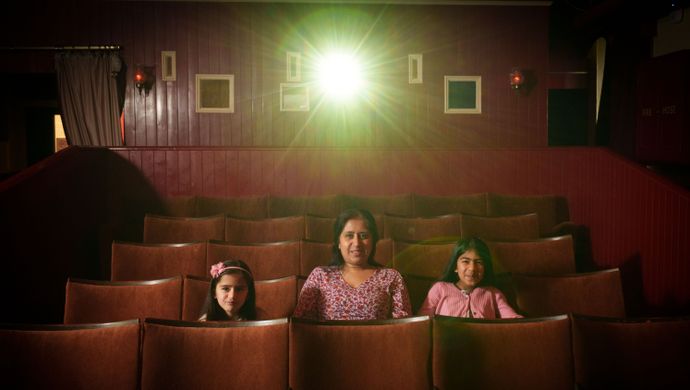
xmin=0 ymin=45 xmax=121 ymax=51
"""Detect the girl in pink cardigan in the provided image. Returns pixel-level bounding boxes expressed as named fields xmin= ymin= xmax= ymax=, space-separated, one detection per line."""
xmin=418 ymin=237 xmax=522 ymax=319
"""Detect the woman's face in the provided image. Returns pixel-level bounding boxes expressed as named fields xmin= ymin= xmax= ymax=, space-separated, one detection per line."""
xmin=214 ymin=273 xmax=249 ymax=318
xmin=338 ymin=218 xmax=374 ymax=267
xmin=455 ymin=249 xmax=485 ymax=290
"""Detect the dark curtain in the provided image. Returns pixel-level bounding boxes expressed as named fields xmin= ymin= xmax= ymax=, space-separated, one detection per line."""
xmin=55 ymin=51 xmax=124 ymax=146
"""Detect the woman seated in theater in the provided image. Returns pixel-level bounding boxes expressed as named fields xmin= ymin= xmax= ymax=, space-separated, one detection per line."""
xmin=418 ymin=237 xmax=522 ymax=318
xmin=293 ymin=208 xmax=412 ymax=320
xmin=200 ymin=259 xmax=257 ymax=321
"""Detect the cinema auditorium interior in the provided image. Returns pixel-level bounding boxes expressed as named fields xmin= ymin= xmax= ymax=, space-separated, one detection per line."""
xmin=1 ymin=0 xmax=689 ymax=388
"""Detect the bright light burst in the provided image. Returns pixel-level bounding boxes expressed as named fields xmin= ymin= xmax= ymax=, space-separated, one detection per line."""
xmin=316 ymin=51 xmax=365 ymax=101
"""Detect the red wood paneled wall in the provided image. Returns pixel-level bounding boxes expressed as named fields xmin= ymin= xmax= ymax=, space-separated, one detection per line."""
xmin=0 ymin=2 xmax=549 ymax=149
xmin=114 ymin=146 xmax=690 ymax=313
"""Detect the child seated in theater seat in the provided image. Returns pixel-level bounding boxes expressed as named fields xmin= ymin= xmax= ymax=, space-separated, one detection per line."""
xmin=199 ymin=260 xmax=256 ymax=321
xmin=418 ymin=237 xmax=522 ymax=319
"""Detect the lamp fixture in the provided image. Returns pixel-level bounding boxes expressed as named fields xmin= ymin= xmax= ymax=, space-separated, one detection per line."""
xmin=134 ymin=64 xmax=155 ymax=95
xmin=510 ymin=68 xmax=525 ymax=90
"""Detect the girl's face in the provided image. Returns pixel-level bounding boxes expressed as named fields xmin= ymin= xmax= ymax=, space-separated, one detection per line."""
xmin=338 ymin=218 xmax=374 ymax=267
xmin=455 ymin=249 xmax=485 ymax=290
xmin=214 ymin=273 xmax=249 ymax=318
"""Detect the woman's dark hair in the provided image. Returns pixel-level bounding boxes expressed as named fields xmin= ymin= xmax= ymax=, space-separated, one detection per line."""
xmin=438 ymin=237 xmax=495 ymax=286
xmin=330 ymin=208 xmax=381 ymax=266
xmin=201 ymin=259 xmax=256 ymax=321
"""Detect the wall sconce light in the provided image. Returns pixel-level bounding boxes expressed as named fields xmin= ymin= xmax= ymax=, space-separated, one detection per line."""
xmin=134 ymin=64 xmax=155 ymax=95
xmin=510 ymin=68 xmax=525 ymax=90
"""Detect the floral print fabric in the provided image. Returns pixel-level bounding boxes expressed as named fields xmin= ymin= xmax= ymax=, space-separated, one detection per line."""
xmin=293 ymin=266 xmax=412 ymax=320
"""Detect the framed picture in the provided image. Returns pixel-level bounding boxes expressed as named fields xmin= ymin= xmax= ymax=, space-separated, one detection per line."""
xmin=286 ymin=51 xmax=301 ymax=82
xmin=196 ymin=74 xmax=234 ymax=113
xmin=408 ymin=54 xmax=423 ymax=84
xmin=161 ymin=51 xmax=176 ymax=81
xmin=444 ymin=75 xmax=481 ymax=114
xmin=280 ymin=83 xmax=309 ymax=112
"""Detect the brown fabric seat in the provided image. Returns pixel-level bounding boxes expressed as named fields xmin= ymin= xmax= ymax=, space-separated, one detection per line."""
xmin=304 ymin=213 xmax=385 ymax=243
xmin=181 ymin=276 xmax=299 ymax=321
xmin=143 ymin=213 xmax=225 ymax=243
xmin=393 ymin=240 xmax=456 ymax=278
xmin=141 ymin=318 xmax=288 ymax=390
xmin=486 ymin=235 xmax=576 ymax=275
xmin=64 ymin=277 xmax=183 ymax=323
xmin=206 ymin=240 xmax=300 ymax=280
xmin=343 ymin=194 xmax=415 ymax=217
xmin=433 ymin=315 xmax=573 ymax=390
xmin=111 ymin=241 xmax=207 ymax=281
xmin=460 ymin=213 xmax=540 ymax=241
xmin=571 ymin=314 xmax=690 ymax=389
xmin=402 ymin=273 xmax=438 ymax=313
xmin=511 ymin=269 xmax=626 ymax=317
xmin=487 ymin=193 xmax=570 ymax=236
xmin=225 ymin=216 xmax=305 ymax=243
xmin=414 ymin=193 xmax=488 ymax=217
xmin=290 ymin=316 xmax=432 ymax=390
xmin=196 ymin=195 xmax=268 ymax=218
xmin=299 ymin=238 xmax=394 ymax=277
xmin=0 ymin=320 xmax=140 ymax=390
xmin=384 ymin=214 xmax=462 ymax=242
xmin=268 ymin=194 xmax=345 ymax=218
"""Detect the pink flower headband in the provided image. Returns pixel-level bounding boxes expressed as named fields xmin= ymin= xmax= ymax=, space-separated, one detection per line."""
xmin=209 ymin=262 xmax=253 ymax=279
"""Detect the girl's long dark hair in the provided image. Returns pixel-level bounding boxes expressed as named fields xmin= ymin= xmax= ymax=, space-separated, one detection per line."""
xmin=438 ymin=237 xmax=495 ymax=287
xmin=329 ymin=208 xmax=381 ymax=266
xmin=201 ymin=259 xmax=256 ymax=321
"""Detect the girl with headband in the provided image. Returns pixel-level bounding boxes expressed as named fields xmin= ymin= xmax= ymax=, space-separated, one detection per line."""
xmin=199 ymin=259 xmax=257 ymax=321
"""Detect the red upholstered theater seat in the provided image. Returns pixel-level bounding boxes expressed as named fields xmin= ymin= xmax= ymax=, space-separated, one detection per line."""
xmin=433 ymin=315 xmax=574 ymax=390
xmin=511 ymin=269 xmax=626 ymax=317
xmin=414 ymin=193 xmax=488 ymax=217
xmin=268 ymin=194 xmax=345 ymax=218
xmin=393 ymin=240 xmax=456 ymax=278
xmin=304 ymin=213 xmax=385 ymax=243
xmin=460 ymin=213 xmax=541 ymax=241
xmin=182 ymin=275 xmax=299 ymax=321
xmin=141 ymin=318 xmax=288 ymax=390
xmin=384 ymin=214 xmax=462 ymax=242
xmin=343 ymin=193 xmax=415 ymax=217
xmin=143 ymin=213 xmax=225 ymax=243
xmin=290 ymin=316 xmax=432 ymax=390
xmin=225 ymin=215 xmax=305 ymax=243
xmin=195 ymin=195 xmax=269 ymax=218
xmin=111 ymin=241 xmax=207 ymax=281
xmin=206 ymin=240 xmax=300 ymax=280
xmin=64 ymin=277 xmax=183 ymax=324
xmin=571 ymin=314 xmax=690 ymax=389
xmin=486 ymin=235 xmax=576 ymax=275
xmin=402 ymin=273 xmax=437 ymax=314
xmin=487 ymin=193 xmax=571 ymax=237
xmin=0 ymin=320 xmax=140 ymax=390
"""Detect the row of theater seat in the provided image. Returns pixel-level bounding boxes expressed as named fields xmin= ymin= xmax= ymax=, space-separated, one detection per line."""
xmin=3 ymin=315 xmax=689 ymax=389
xmin=161 ymin=192 xmax=570 ymax=237
xmin=143 ymin=211 xmax=556 ymax=244
xmin=113 ymin=235 xmax=576 ymax=282
xmin=64 ymin=270 xmax=625 ymax=324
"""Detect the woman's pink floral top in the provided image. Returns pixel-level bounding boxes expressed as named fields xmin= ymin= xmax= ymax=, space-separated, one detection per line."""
xmin=293 ymin=266 xmax=412 ymax=320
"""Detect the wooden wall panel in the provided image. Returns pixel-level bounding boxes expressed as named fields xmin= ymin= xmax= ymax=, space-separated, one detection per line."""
xmin=0 ymin=2 xmax=550 ymax=149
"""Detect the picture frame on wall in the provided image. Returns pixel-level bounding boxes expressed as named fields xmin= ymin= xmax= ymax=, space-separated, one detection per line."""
xmin=408 ymin=54 xmax=423 ymax=84
xmin=444 ymin=75 xmax=481 ymax=114
xmin=280 ymin=83 xmax=309 ymax=111
xmin=196 ymin=74 xmax=234 ymax=113
xmin=286 ymin=51 xmax=301 ymax=82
